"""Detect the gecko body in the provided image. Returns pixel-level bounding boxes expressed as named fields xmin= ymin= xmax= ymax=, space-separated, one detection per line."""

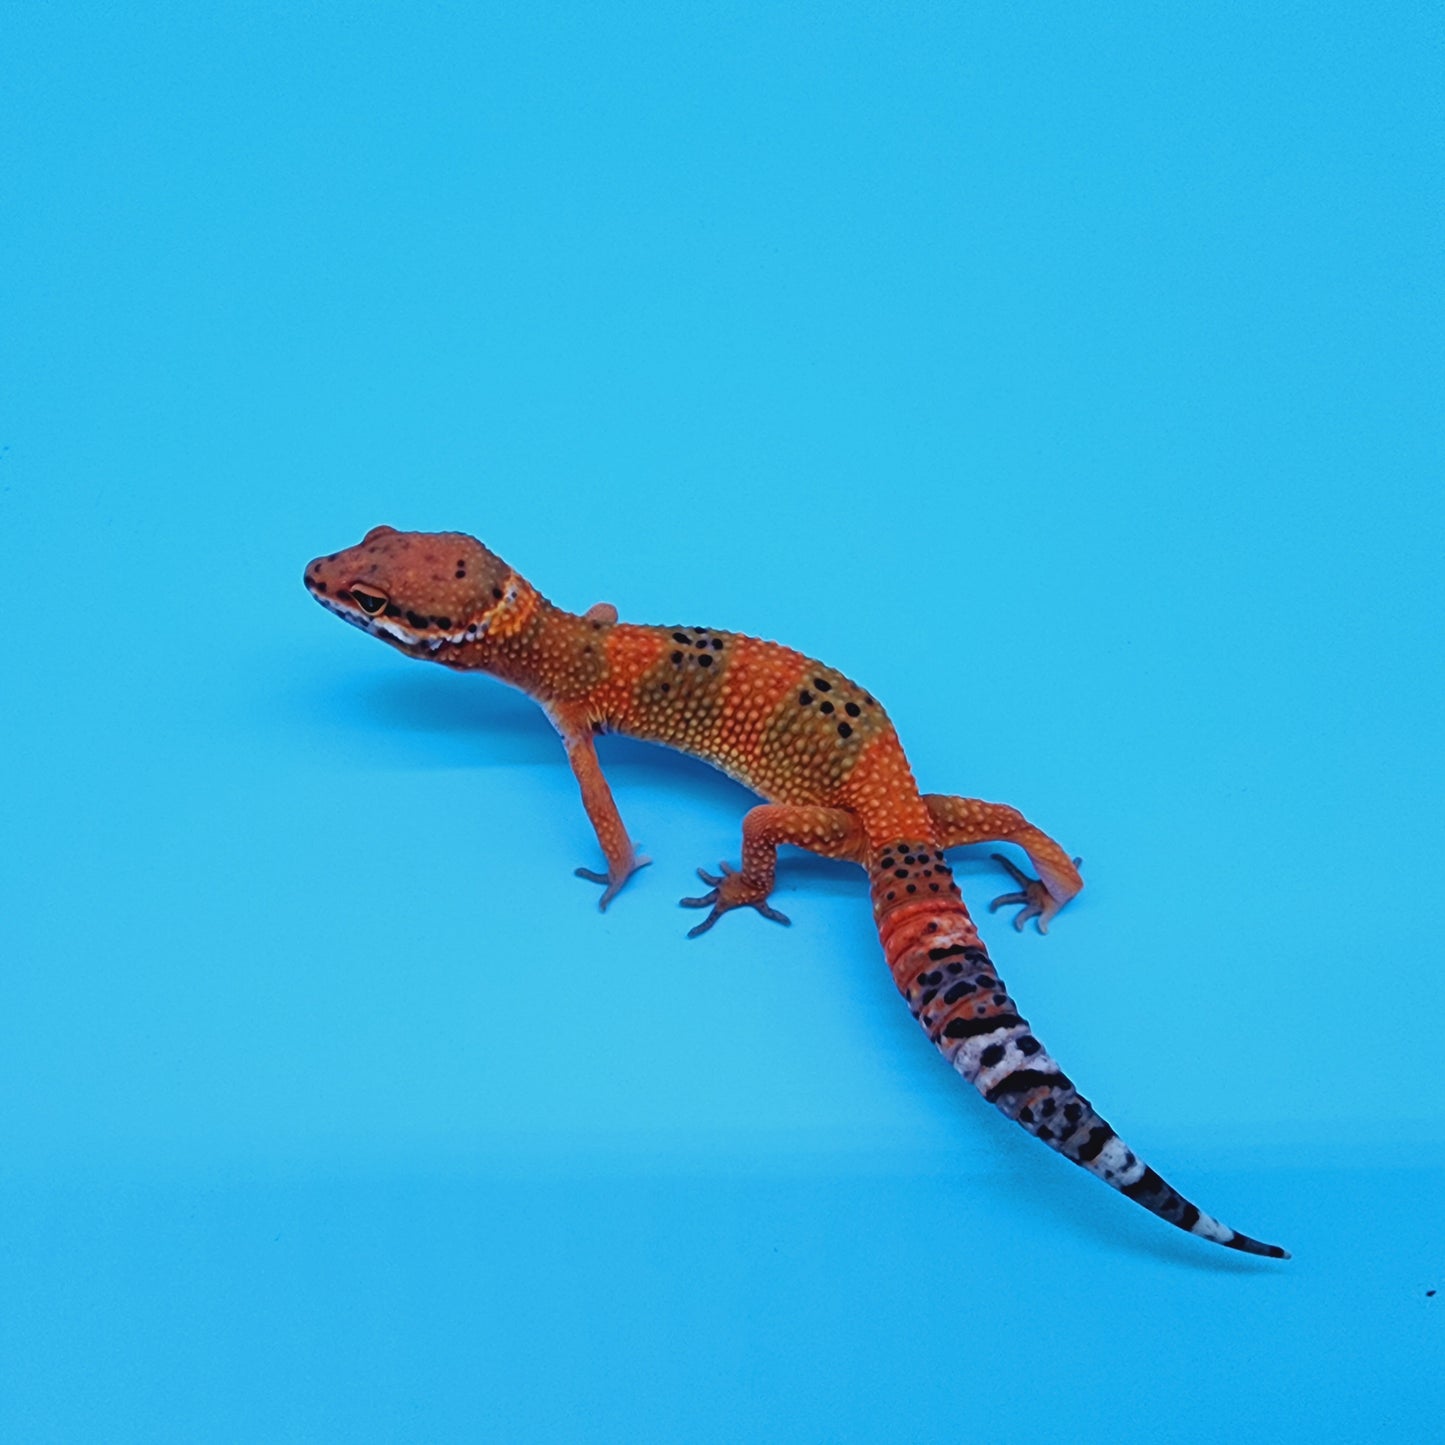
xmin=306 ymin=525 xmax=1287 ymax=1259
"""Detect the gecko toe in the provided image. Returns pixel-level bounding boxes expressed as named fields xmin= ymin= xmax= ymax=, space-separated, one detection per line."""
xmin=686 ymin=908 xmax=723 ymax=938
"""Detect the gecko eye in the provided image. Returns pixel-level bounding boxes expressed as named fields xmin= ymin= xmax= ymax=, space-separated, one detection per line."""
xmin=351 ymin=587 xmax=388 ymax=615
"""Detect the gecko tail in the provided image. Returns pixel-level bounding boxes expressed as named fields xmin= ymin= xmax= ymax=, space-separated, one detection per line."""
xmin=870 ymin=850 xmax=1288 ymax=1259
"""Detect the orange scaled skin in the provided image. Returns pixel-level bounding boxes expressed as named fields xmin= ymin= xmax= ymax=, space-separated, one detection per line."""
xmin=302 ymin=526 xmax=1293 ymax=1260
xmin=302 ymin=525 xmax=1082 ymax=928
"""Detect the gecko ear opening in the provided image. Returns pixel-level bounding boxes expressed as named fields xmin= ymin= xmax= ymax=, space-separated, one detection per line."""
xmin=352 ymin=587 xmax=388 ymax=615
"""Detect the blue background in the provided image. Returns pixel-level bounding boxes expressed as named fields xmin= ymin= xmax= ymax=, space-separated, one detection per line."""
xmin=3 ymin=3 xmax=1442 ymax=1439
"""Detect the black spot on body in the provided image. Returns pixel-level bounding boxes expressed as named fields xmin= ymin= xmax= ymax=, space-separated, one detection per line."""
xmin=942 ymin=981 xmax=975 ymax=1004
xmin=799 ymin=691 xmax=814 ymax=706
xmin=673 ymin=633 xmax=689 ymax=644
xmin=1121 ymin=1167 xmax=1166 ymax=1202
xmin=698 ymin=654 xmax=713 ymax=668
xmin=813 ymin=678 xmax=831 ymax=690
xmin=985 ymin=1068 xmax=1068 ymax=1103
xmin=1075 ymin=1127 xmax=1114 ymax=1163
xmin=838 ymin=723 xmax=852 ymax=738
xmin=942 ymin=1012 xmax=1023 ymax=1040
xmin=672 ymin=651 xmax=683 ymax=664
xmin=979 ymin=1043 xmax=1006 ymax=1067
xmin=1017 ymin=1036 xmax=1042 ymax=1056
xmin=820 ymin=701 xmax=834 ymax=714
xmin=845 ymin=701 xmax=861 ymax=716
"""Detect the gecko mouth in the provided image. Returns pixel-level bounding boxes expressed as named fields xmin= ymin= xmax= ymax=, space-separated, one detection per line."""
xmin=308 ymin=588 xmax=487 ymax=653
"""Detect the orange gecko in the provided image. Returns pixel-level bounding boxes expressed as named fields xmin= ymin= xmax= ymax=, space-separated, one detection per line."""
xmin=306 ymin=525 xmax=1288 ymax=1259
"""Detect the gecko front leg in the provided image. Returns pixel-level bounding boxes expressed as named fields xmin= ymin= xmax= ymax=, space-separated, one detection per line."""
xmin=681 ymin=804 xmax=863 ymax=937
xmin=551 ymin=708 xmax=651 ymax=910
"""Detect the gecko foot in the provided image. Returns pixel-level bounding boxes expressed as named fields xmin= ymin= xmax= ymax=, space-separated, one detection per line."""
xmin=679 ymin=862 xmax=791 ymax=938
xmin=987 ymin=853 xmax=1082 ymax=935
xmin=575 ymin=856 xmax=652 ymax=911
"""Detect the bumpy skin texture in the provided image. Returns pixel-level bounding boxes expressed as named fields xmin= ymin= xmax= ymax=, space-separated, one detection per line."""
xmin=305 ymin=527 xmax=1288 ymax=1260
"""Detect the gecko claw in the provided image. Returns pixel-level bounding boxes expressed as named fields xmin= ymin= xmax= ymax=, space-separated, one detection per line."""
xmin=679 ymin=862 xmax=790 ymax=936
xmin=988 ymin=852 xmax=1068 ymax=934
xmin=575 ymin=856 xmax=652 ymax=911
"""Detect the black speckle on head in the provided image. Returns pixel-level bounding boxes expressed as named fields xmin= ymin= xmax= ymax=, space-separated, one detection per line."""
xmin=694 ymin=637 xmax=708 ymax=649
xmin=492 ymin=586 xmax=503 ymax=599
xmin=673 ymin=632 xmax=689 ymax=644
xmin=925 ymin=921 xmax=937 ymax=932
xmin=820 ymin=701 xmax=835 ymax=714
xmin=660 ymin=682 xmax=671 ymax=693
xmin=906 ymin=884 xmax=916 ymax=893
xmin=455 ymin=569 xmax=466 ymax=579
xmin=672 ymin=651 xmax=684 ymax=664
xmin=894 ymin=868 xmax=908 ymax=879
xmin=845 ymin=701 xmax=861 ymax=717
xmin=886 ymin=891 xmax=895 ymax=901
xmin=837 ymin=722 xmax=852 ymax=738
xmin=813 ymin=677 xmax=831 ymax=691
xmin=799 ymin=690 xmax=814 ymax=706
xmin=385 ymin=602 xmax=402 ymax=618
xmin=698 ymin=654 xmax=713 ymax=668
xmin=711 ymin=638 xmax=723 ymax=649
xmin=407 ymin=611 xmax=430 ymax=629
xmin=433 ymin=616 xmax=453 ymax=630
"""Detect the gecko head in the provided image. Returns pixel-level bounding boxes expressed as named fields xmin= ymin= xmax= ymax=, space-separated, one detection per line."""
xmin=304 ymin=525 xmax=516 ymax=657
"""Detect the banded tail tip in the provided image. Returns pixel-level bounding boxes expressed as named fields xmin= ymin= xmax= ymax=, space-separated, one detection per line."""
xmin=1222 ymin=1232 xmax=1290 ymax=1261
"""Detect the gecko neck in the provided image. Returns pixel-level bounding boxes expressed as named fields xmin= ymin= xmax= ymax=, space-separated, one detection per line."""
xmin=448 ymin=583 xmax=608 ymax=708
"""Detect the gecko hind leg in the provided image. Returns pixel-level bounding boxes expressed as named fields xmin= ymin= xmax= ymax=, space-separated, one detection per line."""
xmin=923 ymin=793 xmax=1084 ymax=935
xmin=681 ymin=861 xmax=791 ymax=937
xmin=680 ymin=804 xmax=863 ymax=939
xmin=987 ymin=852 xmax=1082 ymax=935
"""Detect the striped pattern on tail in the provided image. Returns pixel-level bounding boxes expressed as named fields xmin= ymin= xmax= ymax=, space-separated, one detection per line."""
xmin=868 ymin=840 xmax=1288 ymax=1259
